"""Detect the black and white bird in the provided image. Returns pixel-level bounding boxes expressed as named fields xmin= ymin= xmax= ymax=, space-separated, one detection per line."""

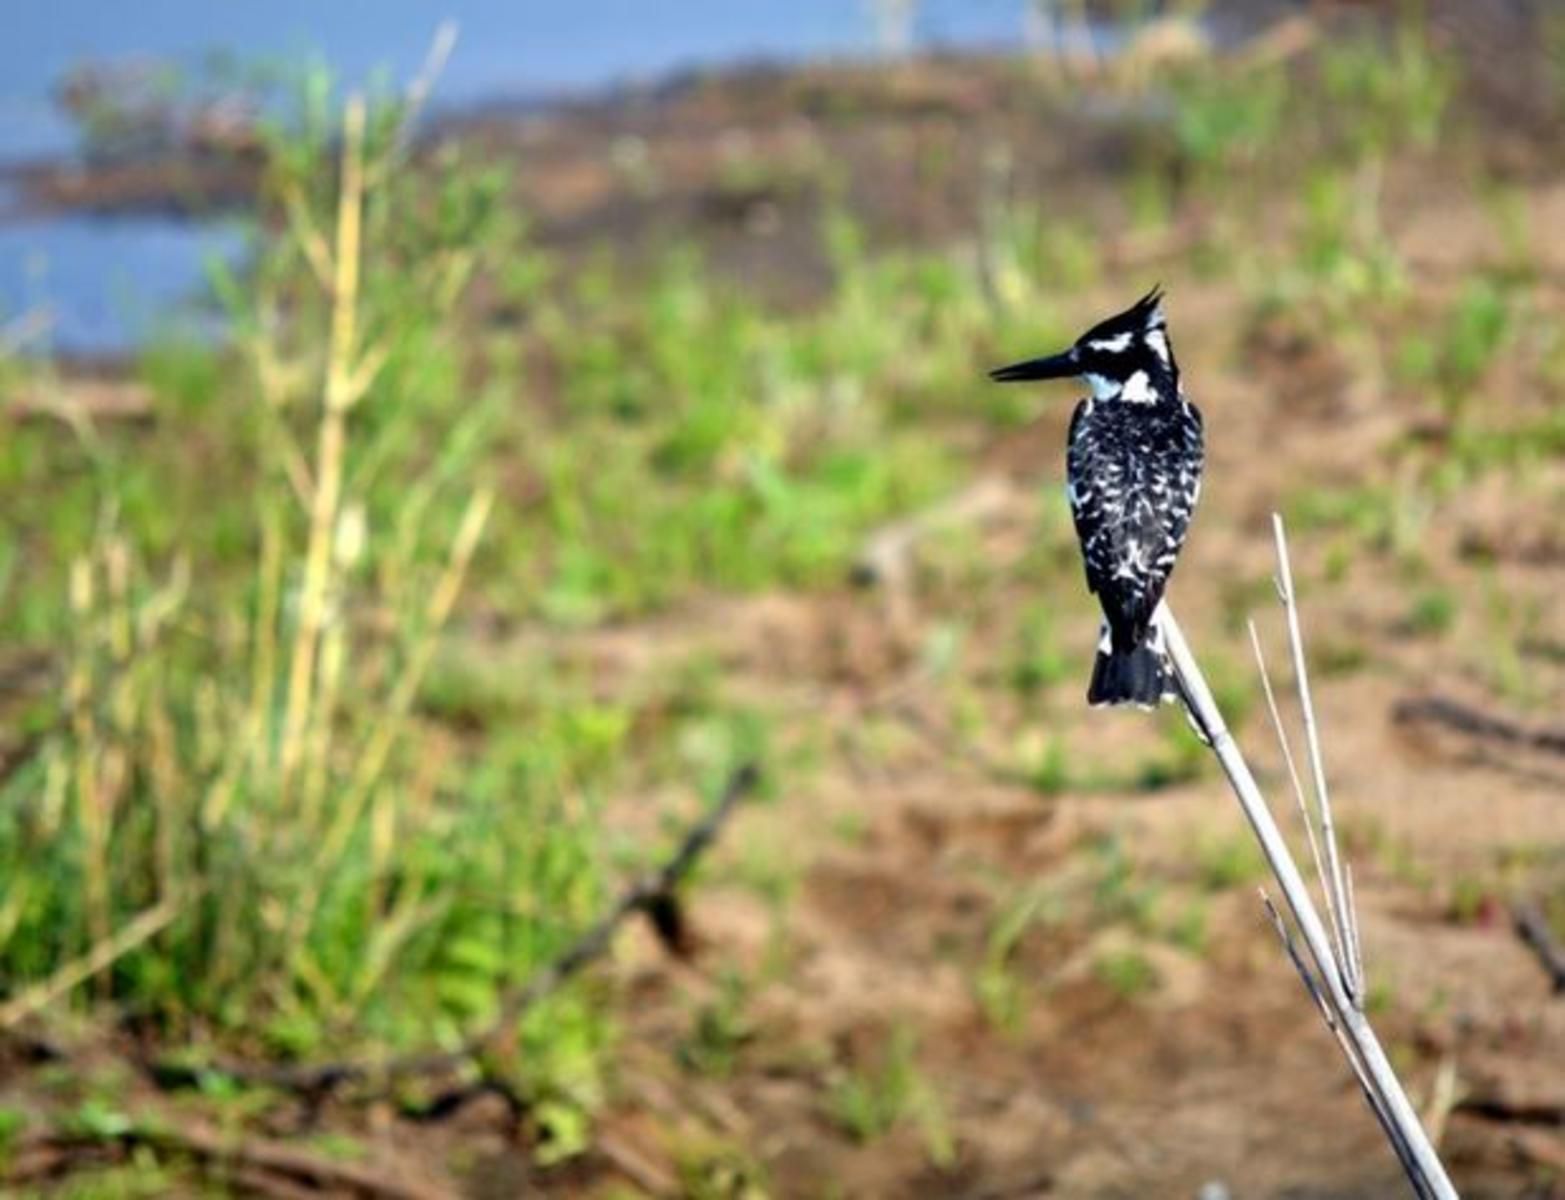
xmin=990 ymin=287 xmax=1204 ymax=708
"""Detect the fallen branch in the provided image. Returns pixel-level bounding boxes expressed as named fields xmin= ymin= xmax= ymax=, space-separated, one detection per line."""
xmin=152 ymin=764 xmax=759 ymax=1097
xmin=8 ymin=1121 xmax=453 ymax=1199
xmin=1458 ymin=1094 xmax=1565 ymax=1126
xmin=1511 ymin=902 xmax=1565 ymax=995
xmin=595 ymin=1126 xmax=679 ymax=1197
xmin=1393 ymin=694 xmax=1565 ymax=760
xmin=1157 ymin=514 xmax=1456 ymax=1199
xmin=1454 ymin=1053 xmax=1565 ymax=1126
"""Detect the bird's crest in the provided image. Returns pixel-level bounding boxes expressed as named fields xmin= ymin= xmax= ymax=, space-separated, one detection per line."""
xmin=1081 ymin=285 xmax=1166 ymax=348
xmin=988 ymin=286 xmax=1179 ymax=403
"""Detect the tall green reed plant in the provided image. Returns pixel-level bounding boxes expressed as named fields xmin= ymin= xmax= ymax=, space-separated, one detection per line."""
xmin=0 ymin=78 xmax=609 ymax=1103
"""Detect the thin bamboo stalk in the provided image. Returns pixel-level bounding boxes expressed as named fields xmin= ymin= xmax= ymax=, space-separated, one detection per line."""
xmin=278 ymin=95 xmax=369 ymax=800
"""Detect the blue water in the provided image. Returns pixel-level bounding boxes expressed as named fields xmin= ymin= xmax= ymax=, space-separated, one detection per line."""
xmin=0 ymin=216 xmax=242 ymax=353
xmin=1 ymin=2 xmax=1050 ymax=353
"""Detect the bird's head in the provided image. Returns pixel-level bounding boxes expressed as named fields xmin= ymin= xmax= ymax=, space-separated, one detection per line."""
xmin=989 ymin=286 xmax=1178 ymax=404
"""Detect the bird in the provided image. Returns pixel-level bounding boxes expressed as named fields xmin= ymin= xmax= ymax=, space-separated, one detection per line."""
xmin=989 ymin=287 xmax=1204 ymax=708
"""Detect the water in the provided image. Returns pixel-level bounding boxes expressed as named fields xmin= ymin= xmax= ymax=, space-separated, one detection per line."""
xmin=0 ymin=215 xmax=242 ymax=353
xmin=0 ymin=1 xmax=1049 ymax=354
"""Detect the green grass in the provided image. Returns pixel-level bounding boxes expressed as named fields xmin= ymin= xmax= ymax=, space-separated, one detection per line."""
xmin=1396 ymin=277 xmax=1517 ymax=419
xmin=1163 ymin=898 xmax=1210 ymax=956
xmin=0 ymin=81 xmax=634 ymax=1152
xmin=679 ymin=968 xmax=755 ymax=1080
xmin=1405 ymin=587 xmax=1458 ymax=637
xmin=1194 ymin=831 xmax=1266 ymax=893
xmin=824 ymin=1026 xmax=955 ymax=1168
xmin=673 ymin=1134 xmax=773 ymax=1200
xmin=1094 ymin=947 xmax=1159 ymax=1000
xmin=1089 ymin=832 xmax=1161 ymax=933
xmin=975 ymin=882 xmax=1061 ymax=1034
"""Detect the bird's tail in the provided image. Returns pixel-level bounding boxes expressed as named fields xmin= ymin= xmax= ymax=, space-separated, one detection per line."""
xmin=1088 ymin=622 xmax=1174 ymax=709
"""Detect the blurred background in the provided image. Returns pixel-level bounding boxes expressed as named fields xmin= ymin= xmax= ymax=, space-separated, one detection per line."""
xmin=2 ymin=2 xmax=1564 ymax=1196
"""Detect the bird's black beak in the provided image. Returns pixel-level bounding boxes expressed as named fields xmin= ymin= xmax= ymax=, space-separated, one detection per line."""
xmin=988 ymin=347 xmax=1079 ymax=383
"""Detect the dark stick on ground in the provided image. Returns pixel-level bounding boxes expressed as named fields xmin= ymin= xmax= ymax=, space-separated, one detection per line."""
xmin=148 ymin=763 xmax=760 ymax=1098
xmin=8 ymin=1121 xmax=452 ymax=1199
xmin=1393 ymin=694 xmax=1565 ymax=758
xmin=1512 ymin=901 xmax=1565 ymax=995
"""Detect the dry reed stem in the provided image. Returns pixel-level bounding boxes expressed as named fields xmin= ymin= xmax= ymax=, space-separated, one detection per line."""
xmin=1247 ymin=617 xmax=1345 ymax=962
xmin=299 ymin=592 xmax=348 ymax=832
xmin=1271 ymin=514 xmax=1362 ymax=1002
xmin=282 ymin=487 xmax=494 ymax=959
xmin=1157 ymin=516 xmax=1456 ymax=1198
xmin=66 ymin=556 xmax=111 ymax=984
xmin=279 ymin=180 xmax=335 ymax=291
xmin=385 ymin=21 xmax=460 ymax=168
xmin=278 ymin=94 xmax=370 ymax=801
xmin=0 ymin=893 xmax=187 ymax=1029
xmin=320 ymin=487 xmax=493 ymax=867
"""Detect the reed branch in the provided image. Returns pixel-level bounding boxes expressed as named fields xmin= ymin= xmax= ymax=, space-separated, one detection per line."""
xmin=1155 ymin=513 xmax=1456 ymax=1199
xmin=278 ymin=94 xmax=372 ymax=802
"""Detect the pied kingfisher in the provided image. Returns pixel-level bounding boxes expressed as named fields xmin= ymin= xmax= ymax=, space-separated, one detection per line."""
xmin=990 ymin=287 xmax=1204 ymax=708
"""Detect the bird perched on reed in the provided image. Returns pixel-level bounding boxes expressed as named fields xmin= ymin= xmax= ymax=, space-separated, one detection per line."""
xmin=990 ymin=287 xmax=1204 ymax=707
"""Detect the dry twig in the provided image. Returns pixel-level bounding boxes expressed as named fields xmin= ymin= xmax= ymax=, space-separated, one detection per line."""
xmin=1511 ymin=902 xmax=1565 ymax=995
xmin=8 ymin=1121 xmax=453 ymax=1199
xmin=151 ymin=765 xmax=759 ymax=1097
xmin=0 ymin=894 xmax=189 ymax=1030
xmin=1394 ymin=694 xmax=1565 ymax=760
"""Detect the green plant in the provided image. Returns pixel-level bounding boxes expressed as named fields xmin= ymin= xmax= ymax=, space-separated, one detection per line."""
xmin=1094 ymin=947 xmax=1158 ymax=999
xmin=1446 ymin=876 xmax=1492 ymax=926
xmin=1397 ymin=278 xmax=1515 ymax=419
xmin=0 ymin=1105 xmax=25 ymax=1160
xmin=1009 ymin=602 xmax=1071 ymax=698
xmin=1135 ymin=716 xmax=1207 ymax=791
xmin=679 ymin=968 xmax=754 ymax=1079
xmin=1167 ymin=63 xmax=1290 ymax=183
xmin=1090 ymin=833 xmax=1161 ymax=931
xmin=975 ymin=883 xmax=1060 ymax=1034
xmin=1285 ymin=483 xmax=1394 ymax=549
xmin=1405 ymin=588 xmax=1457 ymax=637
xmin=1195 ymin=831 xmax=1265 ymax=892
xmin=1292 ymin=168 xmax=1408 ymax=325
xmin=0 ymin=82 xmax=613 ymax=1135
xmin=1025 ymin=736 xmax=1072 ymax=796
xmin=1318 ymin=25 xmax=1452 ymax=162
xmin=1164 ymin=897 xmax=1209 ymax=955
xmin=674 ymin=1135 xmax=772 ymax=1200
xmin=825 ymin=1026 xmax=954 ymax=1168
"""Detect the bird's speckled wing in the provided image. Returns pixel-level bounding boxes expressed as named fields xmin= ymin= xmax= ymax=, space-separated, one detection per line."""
xmin=1065 ymin=395 xmax=1204 ymax=647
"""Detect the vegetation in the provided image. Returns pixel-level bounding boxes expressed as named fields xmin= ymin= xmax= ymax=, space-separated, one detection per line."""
xmin=3 ymin=8 xmax=1564 ymax=1193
